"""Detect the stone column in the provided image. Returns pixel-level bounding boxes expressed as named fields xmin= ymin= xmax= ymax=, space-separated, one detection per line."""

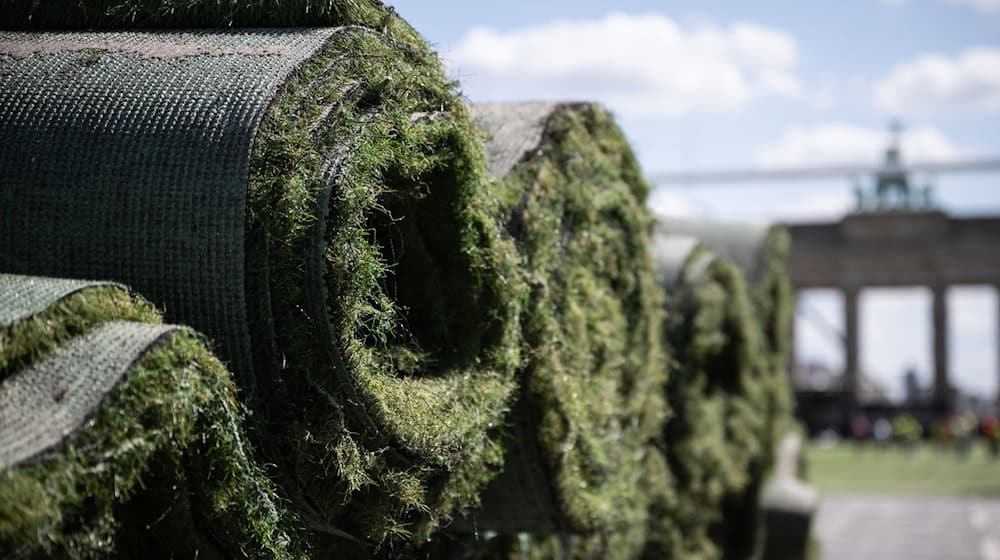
xmin=843 ymin=286 xmax=860 ymax=407
xmin=932 ymin=284 xmax=950 ymax=412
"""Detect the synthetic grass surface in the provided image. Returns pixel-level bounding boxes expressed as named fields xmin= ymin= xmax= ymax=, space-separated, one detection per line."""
xmin=653 ymin=221 xmax=794 ymax=466
xmin=245 ymin=29 xmax=522 ymax=547
xmin=0 ymin=285 xmax=159 ymax=377
xmin=649 ymin=222 xmax=795 ymax=560
xmin=0 ymin=16 xmax=523 ymax=550
xmin=463 ymin=102 xmax=665 ymax=551
xmin=752 ymin=227 xmax=795 ymax=467
xmin=0 ymin=276 xmax=301 ymax=559
xmin=644 ymin=245 xmax=768 ymax=560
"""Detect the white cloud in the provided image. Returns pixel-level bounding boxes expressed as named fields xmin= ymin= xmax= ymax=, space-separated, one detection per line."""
xmin=874 ymin=47 xmax=1000 ymax=114
xmin=755 ymin=123 xmax=964 ymax=167
xmin=448 ymin=13 xmax=802 ymax=116
xmin=945 ymin=0 xmax=1000 ymax=12
xmin=805 ymin=85 xmax=837 ymax=111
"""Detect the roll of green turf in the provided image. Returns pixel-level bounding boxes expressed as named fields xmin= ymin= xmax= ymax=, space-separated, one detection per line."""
xmin=654 ymin=220 xmax=794 ymax=452
xmin=645 ymin=232 xmax=770 ymax=560
xmin=0 ymin=18 xmax=522 ymax=547
xmin=460 ymin=102 xmax=666 ymax=546
xmin=421 ymin=453 xmax=670 ymax=560
xmin=0 ymin=274 xmax=301 ymax=559
xmin=654 ymin=220 xmax=794 ymax=559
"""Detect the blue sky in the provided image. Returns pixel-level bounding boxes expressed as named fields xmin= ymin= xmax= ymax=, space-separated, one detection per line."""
xmin=388 ymin=0 xmax=1000 ymax=401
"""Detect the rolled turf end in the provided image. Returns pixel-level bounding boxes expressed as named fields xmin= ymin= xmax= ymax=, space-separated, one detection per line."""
xmin=0 ymin=18 xmax=524 ymax=550
xmin=645 ymin=234 xmax=772 ymax=560
xmin=0 ymin=274 xmax=303 ymax=559
xmin=244 ymin=28 xmax=523 ymax=547
xmin=456 ymin=101 xmax=667 ymax=555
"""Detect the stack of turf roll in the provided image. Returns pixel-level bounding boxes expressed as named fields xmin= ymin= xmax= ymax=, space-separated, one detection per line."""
xmin=0 ymin=3 xmax=524 ymax=551
xmin=650 ymin=220 xmax=794 ymax=559
xmin=0 ymin=0 xmax=798 ymax=556
xmin=656 ymin=220 xmax=794 ymax=448
xmin=645 ymin=234 xmax=769 ymax=560
xmin=0 ymin=274 xmax=300 ymax=559
xmin=431 ymin=102 xmax=667 ymax=559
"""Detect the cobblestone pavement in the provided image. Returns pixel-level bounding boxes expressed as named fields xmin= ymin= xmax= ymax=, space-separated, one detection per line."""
xmin=816 ymin=493 xmax=1000 ymax=560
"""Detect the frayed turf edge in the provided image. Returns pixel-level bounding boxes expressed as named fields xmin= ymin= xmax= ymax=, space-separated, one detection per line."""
xmin=0 ymin=324 xmax=304 ymax=558
xmin=478 ymin=103 xmax=666 ymax=544
xmin=645 ymin=247 xmax=768 ymax=560
xmin=0 ymin=286 xmax=160 ymax=379
xmin=245 ymin=24 xmax=522 ymax=546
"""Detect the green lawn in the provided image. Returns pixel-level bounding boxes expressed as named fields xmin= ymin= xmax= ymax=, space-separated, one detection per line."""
xmin=807 ymin=442 xmax=1000 ymax=496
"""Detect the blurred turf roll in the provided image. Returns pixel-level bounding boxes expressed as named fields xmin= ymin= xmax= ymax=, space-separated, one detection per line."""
xmin=0 ymin=8 xmax=523 ymax=548
xmin=655 ymin=220 xmax=794 ymax=455
xmin=460 ymin=102 xmax=666 ymax=553
xmin=654 ymin=220 xmax=794 ymax=559
xmin=645 ymin=233 xmax=772 ymax=560
xmin=0 ymin=274 xmax=301 ymax=559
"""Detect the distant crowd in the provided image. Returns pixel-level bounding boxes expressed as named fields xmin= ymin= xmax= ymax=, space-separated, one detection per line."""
xmin=846 ymin=410 xmax=1000 ymax=455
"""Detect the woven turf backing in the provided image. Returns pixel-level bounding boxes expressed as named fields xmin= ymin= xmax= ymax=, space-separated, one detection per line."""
xmin=0 ymin=321 xmax=176 ymax=469
xmin=0 ymin=274 xmax=119 ymax=328
xmin=0 ymin=284 xmax=303 ymax=560
xmin=0 ymin=29 xmax=338 ymax=383
xmin=471 ymin=101 xmax=562 ymax=181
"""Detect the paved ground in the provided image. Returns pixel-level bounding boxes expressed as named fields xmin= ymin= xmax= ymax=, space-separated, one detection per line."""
xmin=816 ymin=493 xmax=1000 ymax=560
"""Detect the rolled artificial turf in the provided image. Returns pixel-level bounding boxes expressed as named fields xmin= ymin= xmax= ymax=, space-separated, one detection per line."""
xmin=654 ymin=220 xmax=794 ymax=450
xmin=0 ymin=274 xmax=301 ymax=559
xmin=461 ymin=102 xmax=666 ymax=549
xmin=0 ymin=15 xmax=522 ymax=548
xmin=645 ymin=233 xmax=772 ymax=560
xmin=654 ymin=220 xmax=794 ymax=559
xmin=419 ymin=102 xmax=667 ymax=560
